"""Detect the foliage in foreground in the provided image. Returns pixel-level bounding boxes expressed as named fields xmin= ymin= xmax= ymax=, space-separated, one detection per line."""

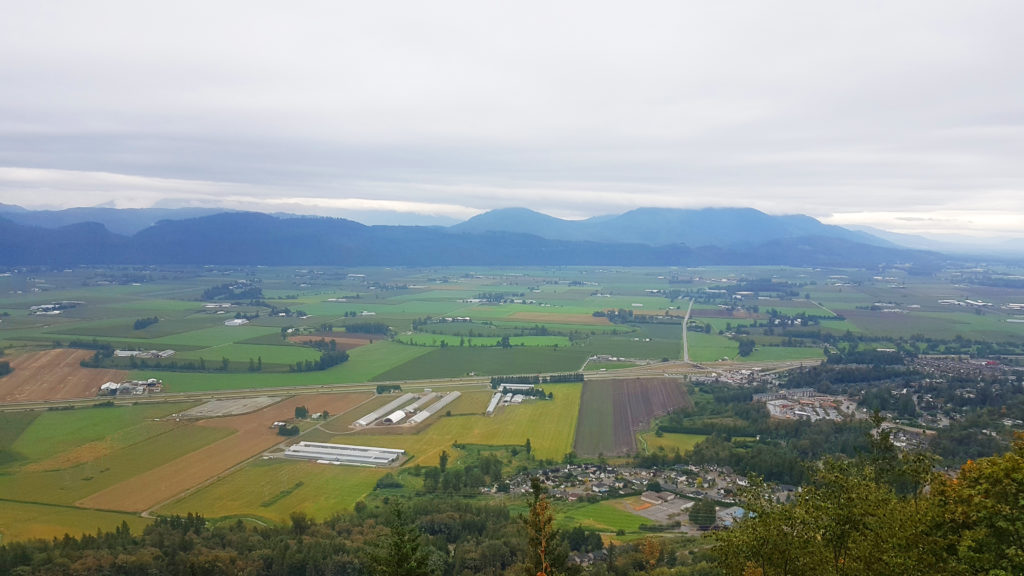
xmin=714 ymin=432 xmax=1024 ymax=576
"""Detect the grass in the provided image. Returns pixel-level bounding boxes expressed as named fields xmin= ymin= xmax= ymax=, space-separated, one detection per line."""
xmin=371 ymin=346 xmax=590 ymax=380
xmin=321 ymin=384 xmax=582 ymax=466
xmin=685 ymin=332 xmax=739 ymax=362
xmin=0 ymin=421 xmax=232 ymax=505
xmin=395 ymin=334 xmax=572 ymax=348
xmin=158 ymin=459 xmax=386 ymax=523
xmin=639 ymin=432 xmax=707 ymax=455
xmin=557 ymin=499 xmax=649 ymax=533
xmin=0 ymin=499 xmax=152 ymax=542
xmin=132 ymin=341 xmax=433 ymax=392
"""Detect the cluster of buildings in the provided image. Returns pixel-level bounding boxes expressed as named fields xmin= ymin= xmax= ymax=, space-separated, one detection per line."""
xmin=99 ymin=378 xmax=162 ymax=396
xmin=352 ymin=391 xmax=462 ymax=427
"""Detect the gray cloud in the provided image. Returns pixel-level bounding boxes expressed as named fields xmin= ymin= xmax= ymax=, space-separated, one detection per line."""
xmin=1 ymin=1 xmax=1023 ymax=236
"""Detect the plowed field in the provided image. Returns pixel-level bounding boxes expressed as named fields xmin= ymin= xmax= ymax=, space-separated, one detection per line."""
xmin=0 ymin=349 xmax=128 ymax=402
xmin=289 ymin=335 xmax=373 ymax=350
xmin=574 ymin=378 xmax=691 ymax=456
xmin=77 ymin=392 xmax=372 ymax=512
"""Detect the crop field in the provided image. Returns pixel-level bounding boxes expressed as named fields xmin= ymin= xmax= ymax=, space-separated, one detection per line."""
xmin=574 ymin=378 xmax=692 ymax=457
xmin=0 ymin=348 xmax=129 ymax=402
xmin=0 ymin=501 xmax=152 ymax=542
xmin=158 ymin=459 xmax=386 ymax=523
xmin=78 ymin=392 xmax=372 ymax=512
xmin=370 ymin=346 xmax=590 ymax=380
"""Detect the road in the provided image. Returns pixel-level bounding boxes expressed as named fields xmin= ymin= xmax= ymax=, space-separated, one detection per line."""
xmin=682 ymin=298 xmax=694 ymax=362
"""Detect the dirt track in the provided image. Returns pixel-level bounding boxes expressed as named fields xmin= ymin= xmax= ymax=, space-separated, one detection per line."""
xmin=0 ymin=349 xmax=129 ymax=402
xmin=77 ymin=392 xmax=372 ymax=512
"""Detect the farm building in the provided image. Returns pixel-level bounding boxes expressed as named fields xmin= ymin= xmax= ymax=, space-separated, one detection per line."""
xmin=284 ymin=441 xmax=405 ymax=467
xmin=500 ymin=383 xmax=535 ymax=393
xmin=403 ymin=392 xmax=439 ymax=413
xmin=408 ymin=391 xmax=461 ymax=424
xmin=485 ymin=392 xmax=502 ymax=415
xmin=224 ymin=318 xmax=249 ymax=326
xmin=382 ymin=410 xmax=407 ymax=425
xmin=353 ymin=393 xmax=416 ymax=427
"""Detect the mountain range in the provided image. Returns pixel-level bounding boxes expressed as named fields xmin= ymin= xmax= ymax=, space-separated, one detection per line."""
xmin=0 ymin=205 xmax=955 ymax=269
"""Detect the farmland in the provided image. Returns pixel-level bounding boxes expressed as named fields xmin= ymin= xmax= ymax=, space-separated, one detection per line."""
xmin=574 ymin=378 xmax=692 ymax=457
xmin=4 ymin=264 xmax=1024 ymax=540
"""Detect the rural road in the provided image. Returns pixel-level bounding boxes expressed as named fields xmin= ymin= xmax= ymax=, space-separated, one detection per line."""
xmin=681 ymin=298 xmax=694 ymax=362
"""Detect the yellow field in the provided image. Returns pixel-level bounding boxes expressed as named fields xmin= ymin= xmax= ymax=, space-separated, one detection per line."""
xmin=0 ymin=500 xmax=151 ymax=542
xmin=157 ymin=459 xmax=386 ymax=523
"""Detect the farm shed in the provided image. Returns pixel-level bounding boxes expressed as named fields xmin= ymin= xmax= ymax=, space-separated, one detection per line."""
xmin=408 ymin=391 xmax=461 ymax=425
xmin=285 ymin=441 xmax=404 ymax=467
xmin=382 ymin=410 xmax=407 ymax=425
xmin=353 ymin=393 xmax=416 ymax=427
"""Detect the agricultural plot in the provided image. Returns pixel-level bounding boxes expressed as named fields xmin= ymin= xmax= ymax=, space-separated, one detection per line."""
xmin=574 ymin=378 xmax=691 ymax=457
xmin=321 ymin=384 xmax=582 ymax=466
xmin=78 ymin=392 xmax=372 ymax=512
xmin=158 ymin=459 xmax=386 ymax=523
xmin=639 ymin=431 xmax=708 ymax=456
xmin=371 ymin=346 xmax=590 ymax=380
xmin=0 ymin=348 xmax=130 ymax=402
xmin=557 ymin=499 xmax=649 ymax=534
xmin=0 ymin=501 xmax=151 ymax=542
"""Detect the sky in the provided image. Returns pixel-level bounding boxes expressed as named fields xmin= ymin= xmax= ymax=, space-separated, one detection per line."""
xmin=1 ymin=1 xmax=1023 ymax=238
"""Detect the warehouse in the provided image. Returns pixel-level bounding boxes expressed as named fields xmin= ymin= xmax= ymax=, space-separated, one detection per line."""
xmin=485 ymin=392 xmax=502 ymax=416
xmin=284 ymin=441 xmax=405 ymax=467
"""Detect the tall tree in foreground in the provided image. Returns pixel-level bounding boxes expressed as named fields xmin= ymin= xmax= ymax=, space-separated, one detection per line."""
xmin=366 ymin=503 xmax=442 ymax=576
xmin=525 ymin=477 xmax=556 ymax=576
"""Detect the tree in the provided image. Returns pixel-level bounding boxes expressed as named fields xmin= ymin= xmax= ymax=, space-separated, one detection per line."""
xmin=438 ymin=450 xmax=449 ymax=474
xmin=366 ymin=503 xmax=441 ymax=576
xmin=525 ymin=477 xmax=556 ymax=576
xmin=295 ymin=405 xmax=309 ymax=419
xmin=688 ymin=498 xmax=717 ymax=528
xmin=525 ymin=438 xmax=532 ymax=456
xmin=737 ymin=338 xmax=756 ymax=357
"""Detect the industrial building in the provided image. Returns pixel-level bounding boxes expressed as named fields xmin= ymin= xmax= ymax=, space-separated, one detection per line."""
xmin=284 ymin=441 xmax=405 ymax=467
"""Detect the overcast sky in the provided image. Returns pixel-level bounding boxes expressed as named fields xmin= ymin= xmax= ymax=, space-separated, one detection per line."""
xmin=1 ymin=1 xmax=1023 ymax=237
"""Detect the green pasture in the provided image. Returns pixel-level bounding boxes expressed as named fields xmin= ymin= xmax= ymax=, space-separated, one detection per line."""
xmin=172 ymin=343 xmax=321 ymax=365
xmin=738 ymin=346 xmax=825 ymax=362
xmin=0 ymin=500 xmax=152 ymax=542
xmin=134 ymin=341 xmax=433 ymax=392
xmin=638 ymin=432 xmax=707 ymax=455
xmin=685 ymin=332 xmax=740 ymax=362
xmin=557 ymin=499 xmax=648 ymax=533
xmin=159 ymin=459 xmax=386 ymax=524
xmin=370 ymin=346 xmax=590 ymax=380
xmin=395 ymin=333 xmax=571 ymax=348
xmin=330 ymin=384 xmax=581 ymax=465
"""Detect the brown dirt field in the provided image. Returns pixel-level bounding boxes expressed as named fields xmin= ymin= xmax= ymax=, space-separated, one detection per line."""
xmin=506 ymin=312 xmax=613 ymax=326
xmin=288 ymin=335 xmax=373 ymax=351
xmin=0 ymin=349 xmax=129 ymax=402
xmin=690 ymin=309 xmax=754 ymax=319
xmin=575 ymin=378 xmax=692 ymax=456
xmin=77 ymin=392 xmax=373 ymax=512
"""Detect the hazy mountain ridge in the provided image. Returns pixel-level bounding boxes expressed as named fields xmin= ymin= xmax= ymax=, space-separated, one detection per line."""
xmin=0 ymin=211 xmax=945 ymax=269
xmin=452 ymin=207 xmax=895 ymax=248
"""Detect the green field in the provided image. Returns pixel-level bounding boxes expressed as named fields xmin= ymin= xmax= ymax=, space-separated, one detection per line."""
xmin=638 ymin=432 xmax=708 ymax=455
xmin=558 ymin=499 xmax=649 ymax=533
xmin=158 ymin=459 xmax=386 ymax=523
xmin=371 ymin=346 xmax=591 ymax=380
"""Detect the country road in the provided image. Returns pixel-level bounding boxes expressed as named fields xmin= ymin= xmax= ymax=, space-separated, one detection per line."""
xmin=682 ymin=297 xmax=694 ymax=362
